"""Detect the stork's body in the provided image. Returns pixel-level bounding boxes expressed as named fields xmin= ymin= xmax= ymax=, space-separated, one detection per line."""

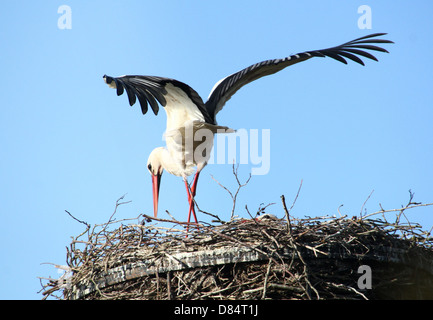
xmin=104 ymin=33 xmax=392 ymax=227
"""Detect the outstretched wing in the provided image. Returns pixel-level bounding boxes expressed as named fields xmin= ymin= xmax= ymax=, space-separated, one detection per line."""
xmin=103 ymin=75 xmax=213 ymax=124
xmin=205 ymin=33 xmax=393 ymax=122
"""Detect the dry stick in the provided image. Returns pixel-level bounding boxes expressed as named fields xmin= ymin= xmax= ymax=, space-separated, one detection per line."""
xmin=65 ymin=210 xmax=90 ymax=229
xmin=167 ymin=271 xmax=172 ymax=300
xmin=396 ymin=190 xmax=423 ymax=232
xmin=281 ymin=195 xmax=293 ymax=235
xmin=141 ymin=213 xmax=201 ymax=228
xmin=164 ymin=210 xmax=178 ymax=221
xmin=281 ymin=180 xmax=320 ymax=299
xmin=231 ymin=163 xmax=252 ymax=220
xmin=193 ymin=199 xmax=224 ymax=223
xmin=103 ymin=194 xmax=132 ymax=232
xmin=331 ymin=283 xmax=368 ymax=300
xmin=210 ymin=163 xmax=252 ymax=221
xmin=360 ymin=189 xmax=374 ymax=218
xmin=261 ymin=259 xmax=273 ymax=299
xmin=281 ymin=179 xmax=303 ymax=235
xmin=361 ymin=202 xmax=433 ymax=220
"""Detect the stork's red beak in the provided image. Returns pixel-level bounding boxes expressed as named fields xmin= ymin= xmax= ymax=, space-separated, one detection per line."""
xmin=152 ymin=173 xmax=162 ymax=217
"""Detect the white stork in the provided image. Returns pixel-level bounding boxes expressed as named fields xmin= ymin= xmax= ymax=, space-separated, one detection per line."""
xmin=104 ymin=33 xmax=392 ymax=227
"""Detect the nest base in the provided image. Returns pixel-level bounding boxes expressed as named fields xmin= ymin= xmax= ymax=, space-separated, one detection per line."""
xmin=41 ymin=214 xmax=433 ymax=300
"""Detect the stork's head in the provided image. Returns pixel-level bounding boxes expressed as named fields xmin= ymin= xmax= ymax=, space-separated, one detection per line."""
xmin=147 ymin=147 xmax=165 ymax=218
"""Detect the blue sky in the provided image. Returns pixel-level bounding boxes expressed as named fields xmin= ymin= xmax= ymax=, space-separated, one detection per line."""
xmin=1 ymin=1 xmax=432 ymax=299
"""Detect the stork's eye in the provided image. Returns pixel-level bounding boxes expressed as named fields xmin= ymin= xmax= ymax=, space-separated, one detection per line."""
xmin=147 ymin=164 xmax=152 ymax=171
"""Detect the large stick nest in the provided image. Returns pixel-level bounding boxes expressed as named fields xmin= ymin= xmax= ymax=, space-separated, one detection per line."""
xmin=40 ymin=196 xmax=433 ymax=300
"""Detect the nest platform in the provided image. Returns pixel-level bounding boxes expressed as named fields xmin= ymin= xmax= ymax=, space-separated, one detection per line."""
xmin=40 ymin=210 xmax=433 ymax=300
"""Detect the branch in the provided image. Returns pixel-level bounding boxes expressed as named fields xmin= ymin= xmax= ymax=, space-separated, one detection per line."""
xmin=102 ymin=194 xmax=132 ymax=232
xmin=65 ymin=210 xmax=90 ymax=229
xmin=281 ymin=179 xmax=303 ymax=235
xmin=360 ymin=189 xmax=374 ymax=218
xmin=141 ymin=213 xmax=202 ymax=228
xmin=211 ymin=163 xmax=252 ymax=220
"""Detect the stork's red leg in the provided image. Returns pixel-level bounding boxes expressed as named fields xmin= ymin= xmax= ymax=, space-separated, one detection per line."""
xmin=184 ymin=179 xmax=193 ymax=223
xmin=190 ymin=171 xmax=200 ymax=198
xmin=184 ymin=173 xmax=200 ymax=232
xmin=188 ymin=171 xmax=200 ymax=224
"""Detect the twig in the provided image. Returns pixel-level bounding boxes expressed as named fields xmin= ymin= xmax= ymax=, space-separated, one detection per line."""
xmin=211 ymin=163 xmax=252 ymax=220
xmin=165 ymin=210 xmax=178 ymax=221
xmin=362 ymin=202 xmax=433 ymax=220
xmin=65 ymin=210 xmax=90 ymax=229
xmin=281 ymin=195 xmax=292 ymax=235
xmin=105 ymin=194 xmax=132 ymax=226
xmin=194 ymin=200 xmax=224 ymax=223
xmin=360 ymin=189 xmax=374 ymax=218
xmin=167 ymin=271 xmax=172 ymax=300
xmin=141 ymin=213 xmax=196 ymax=227
xmin=337 ymin=204 xmax=344 ymax=218
xmin=281 ymin=179 xmax=303 ymax=235
xmin=261 ymin=259 xmax=272 ymax=299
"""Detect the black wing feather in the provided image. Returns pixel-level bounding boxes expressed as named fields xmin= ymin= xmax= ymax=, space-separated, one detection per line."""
xmin=318 ymin=50 xmax=349 ymax=64
xmin=103 ymin=75 xmax=168 ymax=116
xmin=205 ymin=33 xmax=393 ymax=122
xmin=123 ymin=82 xmax=137 ymax=106
xmin=103 ymin=75 xmax=212 ymax=123
xmin=341 ymin=48 xmax=378 ymax=61
xmin=345 ymin=44 xmax=390 ymax=53
xmin=333 ymin=50 xmax=366 ymax=65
